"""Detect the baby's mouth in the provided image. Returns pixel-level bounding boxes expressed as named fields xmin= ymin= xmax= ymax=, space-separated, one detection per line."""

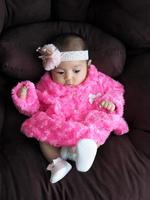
xmin=65 ymin=82 xmax=73 ymax=85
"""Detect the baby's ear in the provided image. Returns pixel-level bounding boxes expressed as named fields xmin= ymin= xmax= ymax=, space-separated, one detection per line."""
xmin=88 ymin=59 xmax=92 ymax=66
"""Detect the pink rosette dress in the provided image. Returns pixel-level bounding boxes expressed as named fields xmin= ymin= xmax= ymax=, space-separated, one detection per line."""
xmin=12 ymin=65 xmax=129 ymax=147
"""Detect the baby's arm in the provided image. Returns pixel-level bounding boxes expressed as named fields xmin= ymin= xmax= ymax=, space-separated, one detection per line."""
xmin=12 ymin=81 xmax=40 ymax=116
xmin=97 ymin=72 xmax=125 ymax=116
xmin=95 ymin=72 xmax=129 ymax=135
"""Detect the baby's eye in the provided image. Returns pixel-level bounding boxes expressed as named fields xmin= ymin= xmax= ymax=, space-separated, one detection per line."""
xmin=57 ymin=71 xmax=64 ymax=75
xmin=74 ymin=70 xmax=80 ymax=73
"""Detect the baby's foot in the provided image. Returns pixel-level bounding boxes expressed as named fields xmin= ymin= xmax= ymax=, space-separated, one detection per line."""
xmin=47 ymin=157 xmax=72 ymax=183
xmin=75 ymin=139 xmax=97 ymax=172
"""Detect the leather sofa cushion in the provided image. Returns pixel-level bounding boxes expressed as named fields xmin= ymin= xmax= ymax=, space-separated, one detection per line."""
xmin=89 ymin=0 xmax=150 ymax=48
xmin=0 ymin=75 xmax=6 ymax=138
xmin=119 ymin=53 xmax=150 ymax=157
xmin=4 ymin=0 xmax=51 ymax=28
xmin=119 ymin=53 xmax=150 ymax=132
xmin=0 ymin=0 xmax=5 ymax=34
xmin=1 ymin=134 xmax=150 ymax=200
xmin=53 ymin=0 xmax=90 ymax=21
xmin=0 ymin=22 xmax=126 ymax=80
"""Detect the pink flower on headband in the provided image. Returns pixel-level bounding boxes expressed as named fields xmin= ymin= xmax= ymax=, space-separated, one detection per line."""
xmin=37 ymin=44 xmax=89 ymax=71
xmin=36 ymin=44 xmax=61 ymax=71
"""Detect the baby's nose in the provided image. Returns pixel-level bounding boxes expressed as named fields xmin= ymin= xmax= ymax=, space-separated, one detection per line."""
xmin=65 ymin=72 xmax=73 ymax=83
xmin=66 ymin=71 xmax=72 ymax=79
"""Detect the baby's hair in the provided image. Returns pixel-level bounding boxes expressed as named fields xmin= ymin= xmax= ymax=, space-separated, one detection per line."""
xmin=52 ymin=33 xmax=88 ymax=52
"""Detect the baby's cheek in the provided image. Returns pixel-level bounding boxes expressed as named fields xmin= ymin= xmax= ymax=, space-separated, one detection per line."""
xmin=75 ymin=75 xmax=86 ymax=85
xmin=53 ymin=76 xmax=65 ymax=85
xmin=57 ymin=77 xmax=64 ymax=84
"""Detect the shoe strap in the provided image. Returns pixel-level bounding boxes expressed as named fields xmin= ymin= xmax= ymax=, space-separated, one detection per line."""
xmin=46 ymin=163 xmax=54 ymax=171
xmin=46 ymin=157 xmax=62 ymax=171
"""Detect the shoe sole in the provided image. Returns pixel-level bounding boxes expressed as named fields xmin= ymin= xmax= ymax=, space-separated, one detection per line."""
xmin=50 ymin=162 xmax=72 ymax=183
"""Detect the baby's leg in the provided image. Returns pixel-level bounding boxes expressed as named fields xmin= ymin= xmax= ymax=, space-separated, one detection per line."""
xmin=61 ymin=139 xmax=98 ymax=172
xmin=39 ymin=142 xmax=60 ymax=162
xmin=39 ymin=142 xmax=72 ymax=183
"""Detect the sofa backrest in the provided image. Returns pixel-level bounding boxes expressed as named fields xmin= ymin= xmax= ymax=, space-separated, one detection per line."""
xmin=0 ymin=0 xmax=91 ymax=34
xmin=0 ymin=0 xmax=5 ymax=34
xmin=0 ymin=75 xmax=6 ymax=139
xmin=1 ymin=0 xmax=150 ymax=49
xmin=88 ymin=0 xmax=150 ymax=48
xmin=52 ymin=0 xmax=90 ymax=21
xmin=0 ymin=0 xmax=51 ymax=32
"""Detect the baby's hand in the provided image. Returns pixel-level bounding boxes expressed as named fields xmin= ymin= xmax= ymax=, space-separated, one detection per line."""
xmin=18 ymin=86 xmax=28 ymax=99
xmin=100 ymin=100 xmax=116 ymax=112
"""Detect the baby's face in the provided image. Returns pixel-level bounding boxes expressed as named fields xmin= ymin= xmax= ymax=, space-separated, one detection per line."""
xmin=51 ymin=60 xmax=88 ymax=86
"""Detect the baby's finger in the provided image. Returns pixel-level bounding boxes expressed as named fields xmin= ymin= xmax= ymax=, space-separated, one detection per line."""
xmin=107 ymin=102 xmax=113 ymax=110
xmin=101 ymin=100 xmax=108 ymax=108
xmin=101 ymin=101 xmax=116 ymax=112
xmin=19 ymin=87 xmax=28 ymax=99
xmin=109 ymin=103 xmax=116 ymax=112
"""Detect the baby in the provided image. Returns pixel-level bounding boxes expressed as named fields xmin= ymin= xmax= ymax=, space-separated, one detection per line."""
xmin=12 ymin=33 xmax=129 ymax=183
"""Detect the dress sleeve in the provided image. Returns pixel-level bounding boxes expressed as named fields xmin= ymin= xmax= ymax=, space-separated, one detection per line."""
xmin=11 ymin=80 xmax=40 ymax=116
xmin=92 ymin=72 xmax=129 ymax=135
xmin=97 ymin=72 xmax=125 ymax=116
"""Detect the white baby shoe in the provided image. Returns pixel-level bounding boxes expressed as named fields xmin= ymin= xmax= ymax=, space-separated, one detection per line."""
xmin=61 ymin=139 xmax=97 ymax=172
xmin=47 ymin=157 xmax=72 ymax=183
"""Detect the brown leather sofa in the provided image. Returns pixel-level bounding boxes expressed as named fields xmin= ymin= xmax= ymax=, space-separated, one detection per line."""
xmin=1 ymin=0 xmax=150 ymax=199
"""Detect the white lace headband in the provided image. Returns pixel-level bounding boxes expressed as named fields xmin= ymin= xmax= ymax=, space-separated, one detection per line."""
xmin=61 ymin=50 xmax=89 ymax=62
xmin=36 ymin=44 xmax=89 ymax=71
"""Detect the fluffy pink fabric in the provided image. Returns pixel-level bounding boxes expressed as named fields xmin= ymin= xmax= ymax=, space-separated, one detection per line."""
xmin=12 ymin=81 xmax=40 ymax=116
xmin=12 ymin=65 xmax=129 ymax=147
